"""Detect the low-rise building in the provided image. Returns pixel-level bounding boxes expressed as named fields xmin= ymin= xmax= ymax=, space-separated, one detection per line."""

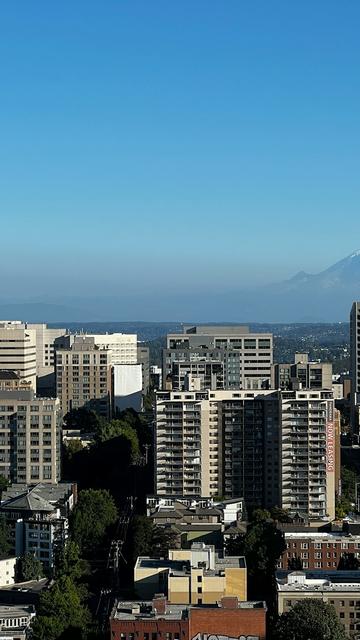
xmin=110 ymin=595 xmax=266 ymax=640
xmin=278 ymin=531 xmax=360 ymax=570
xmin=0 ymin=557 xmax=17 ymax=587
xmin=0 ymin=604 xmax=35 ymax=640
xmin=134 ymin=543 xmax=247 ymax=604
xmin=277 ymin=570 xmax=360 ymax=638
xmin=0 ymin=483 xmax=76 ymax=570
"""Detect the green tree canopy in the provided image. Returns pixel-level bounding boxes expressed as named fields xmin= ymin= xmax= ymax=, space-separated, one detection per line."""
xmin=95 ymin=419 xmax=140 ymax=455
xmin=63 ymin=408 xmax=106 ymax=434
xmin=275 ymin=599 xmax=348 ymax=640
xmin=31 ymin=575 xmax=91 ymax=640
xmin=70 ymin=489 xmax=118 ymax=555
xmin=0 ymin=516 xmax=11 ymax=557
xmin=16 ymin=553 xmax=43 ymax=582
xmin=129 ymin=516 xmax=178 ymax=563
xmin=55 ymin=540 xmax=89 ymax=580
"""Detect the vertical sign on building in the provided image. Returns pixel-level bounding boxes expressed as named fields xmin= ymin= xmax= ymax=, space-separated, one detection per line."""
xmin=326 ymin=400 xmax=335 ymax=473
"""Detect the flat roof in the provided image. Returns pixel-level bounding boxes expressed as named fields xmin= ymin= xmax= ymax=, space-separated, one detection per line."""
xmin=112 ymin=600 xmax=266 ymax=621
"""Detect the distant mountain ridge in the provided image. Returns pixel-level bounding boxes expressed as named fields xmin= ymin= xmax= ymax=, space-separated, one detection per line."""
xmin=1 ymin=252 xmax=360 ymax=322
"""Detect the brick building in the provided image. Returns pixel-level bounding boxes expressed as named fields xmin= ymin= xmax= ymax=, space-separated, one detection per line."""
xmin=110 ymin=596 xmax=266 ymax=640
xmin=278 ymin=532 xmax=360 ymax=570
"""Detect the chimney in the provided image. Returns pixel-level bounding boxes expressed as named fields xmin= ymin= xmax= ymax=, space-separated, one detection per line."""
xmin=152 ymin=595 xmax=167 ymax=615
xmin=220 ymin=597 xmax=239 ymax=610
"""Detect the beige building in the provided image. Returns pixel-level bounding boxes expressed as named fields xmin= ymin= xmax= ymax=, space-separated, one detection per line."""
xmin=273 ymin=353 xmax=332 ymax=391
xmin=163 ymin=325 xmax=273 ymax=391
xmin=0 ymin=389 xmax=61 ymax=483
xmin=85 ymin=333 xmax=137 ymax=364
xmin=134 ymin=543 xmax=247 ymax=605
xmin=0 ymin=557 xmax=17 ymax=587
xmin=277 ymin=571 xmax=360 ymax=638
xmin=55 ymin=336 xmax=112 ymax=419
xmin=280 ymin=390 xmax=336 ymax=521
xmin=155 ymin=389 xmax=280 ymax=508
xmin=0 ymin=322 xmax=37 ymax=389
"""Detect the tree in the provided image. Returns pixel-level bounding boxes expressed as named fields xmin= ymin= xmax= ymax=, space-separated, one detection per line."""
xmin=55 ymin=541 xmax=89 ymax=580
xmin=70 ymin=489 xmax=118 ymax=555
xmin=129 ymin=516 xmax=179 ymax=563
xmin=271 ymin=506 xmax=292 ymax=523
xmin=0 ymin=474 xmax=9 ymax=500
xmin=16 ymin=553 xmax=43 ymax=582
xmin=274 ymin=599 xmax=348 ymax=640
xmin=338 ymin=552 xmax=360 ymax=570
xmin=95 ymin=419 xmax=140 ymax=455
xmin=31 ymin=575 xmax=91 ymax=640
xmin=288 ymin=556 xmax=303 ymax=570
xmin=225 ymin=510 xmax=285 ymax=603
xmin=0 ymin=516 xmax=11 ymax=556
xmin=63 ymin=408 xmax=106 ymax=434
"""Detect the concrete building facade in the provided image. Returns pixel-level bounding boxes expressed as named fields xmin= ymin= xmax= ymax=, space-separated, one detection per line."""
xmin=55 ymin=336 xmax=112 ymax=419
xmin=163 ymin=326 xmax=273 ymax=392
xmin=0 ymin=323 xmax=37 ymax=389
xmin=273 ymin=353 xmax=332 ymax=391
xmin=280 ymin=390 xmax=336 ymax=521
xmin=155 ymin=389 xmax=280 ymax=508
xmin=0 ymin=390 xmax=61 ymax=484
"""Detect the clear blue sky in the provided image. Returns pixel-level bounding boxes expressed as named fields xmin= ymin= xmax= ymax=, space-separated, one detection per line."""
xmin=1 ymin=1 xmax=359 ymax=299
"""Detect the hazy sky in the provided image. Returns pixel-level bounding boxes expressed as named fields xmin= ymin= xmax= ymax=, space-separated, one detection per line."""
xmin=1 ymin=1 xmax=359 ymax=300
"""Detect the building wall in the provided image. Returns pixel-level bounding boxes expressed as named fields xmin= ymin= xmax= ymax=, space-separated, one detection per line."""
xmin=87 ymin=333 xmax=138 ymax=364
xmin=279 ymin=535 xmax=360 ymax=570
xmin=0 ymin=392 xmax=61 ymax=483
xmin=163 ymin=327 xmax=273 ymax=392
xmin=280 ymin=390 xmax=336 ymax=520
xmin=188 ymin=607 xmax=266 ymax=640
xmin=0 ymin=557 xmax=17 ymax=587
xmin=55 ymin=339 xmax=112 ymax=419
xmin=0 ymin=325 xmax=37 ymax=389
xmin=113 ymin=364 xmax=143 ymax=412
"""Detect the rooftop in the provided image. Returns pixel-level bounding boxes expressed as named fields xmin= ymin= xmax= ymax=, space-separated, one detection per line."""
xmin=112 ymin=599 xmax=266 ymax=621
xmin=1 ymin=483 xmax=74 ymax=512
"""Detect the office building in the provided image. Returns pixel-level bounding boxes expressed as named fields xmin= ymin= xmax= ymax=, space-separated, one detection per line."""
xmin=155 ymin=389 xmax=280 ymax=508
xmin=111 ymin=596 xmax=266 ymax=640
xmin=134 ymin=543 xmax=247 ymax=604
xmin=277 ymin=570 xmax=360 ymax=638
xmin=1 ymin=483 xmax=76 ymax=570
xmin=85 ymin=332 xmax=138 ymax=363
xmin=280 ymin=390 xmax=336 ymax=521
xmin=26 ymin=323 xmax=66 ymax=395
xmin=55 ymin=336 xmax=112 ymax=419
xmin=0 ymin=323 xmax=37 ymax=389
xmin=150 ymin=365 xmax=162 ymax=389
xmin=273 ymin=353 xmax=332 ymax=391
xmin=278 ymin=531 xmax=360 ymax=570
xmin=351 ymin=302 xmax=360 ymax=433
xmin=0 ymin=389 xmax=61 ymax=484
xmin=163 ymin=326 xmax=273 ymax=391
xmin=0 ymin=371 xmax=32 ymax=391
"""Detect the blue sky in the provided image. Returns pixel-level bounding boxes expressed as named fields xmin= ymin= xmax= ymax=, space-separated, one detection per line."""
xmin=1 ymin=1 xmax=359 ymax=299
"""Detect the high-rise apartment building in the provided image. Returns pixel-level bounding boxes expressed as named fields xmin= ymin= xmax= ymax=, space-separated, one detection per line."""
xmin=163 ymin=326 xmax=273 ymax=391
xmin=155 ymin=388 xmax=337 ymax=520
xmin=350 ymin=301 xmax=360 ymax=433
xmin=155 ymin=389 xmax=280 ymax=508
xmin=0 ymin=322 xmax=37 ymax=389
xmin=0 ymin=389 xmax=61 ymax=483
xmin=280 ymin=389 xmax=336 ymax=520
xmin=55 ymin=336 xmax=112 ymax=419
xmin=273 ymin=353 xmax=332 ymax=391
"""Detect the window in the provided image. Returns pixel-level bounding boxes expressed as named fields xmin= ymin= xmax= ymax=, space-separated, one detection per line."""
xmin=197 ymin=587 xmax=202 ymax=594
